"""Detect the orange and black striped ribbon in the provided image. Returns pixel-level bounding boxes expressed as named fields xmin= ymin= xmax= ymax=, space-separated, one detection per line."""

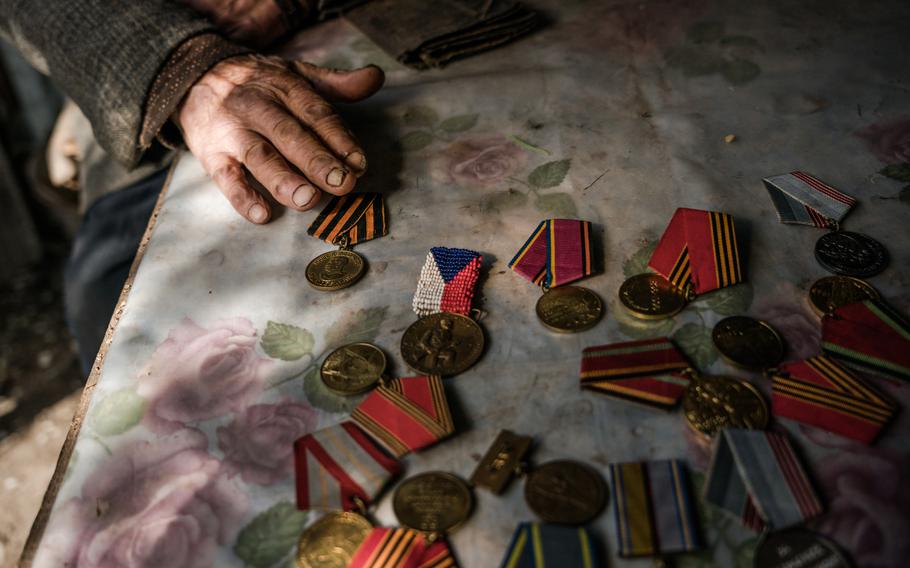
xmin=348 ymin=527 xmax=457 ymax=568
xmin=307 ymin=192 xmax=388 ymax=246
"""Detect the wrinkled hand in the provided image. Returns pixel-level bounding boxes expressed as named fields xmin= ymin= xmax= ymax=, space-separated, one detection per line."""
xmin=179 ymin=0 xmax=287 ymax=47
xmin=176 ymin=55 xmax=384 ymax=223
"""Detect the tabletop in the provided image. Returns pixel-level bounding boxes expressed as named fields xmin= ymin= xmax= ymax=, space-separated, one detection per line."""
xmin=22 ymin=1 xmax=910 ymax=567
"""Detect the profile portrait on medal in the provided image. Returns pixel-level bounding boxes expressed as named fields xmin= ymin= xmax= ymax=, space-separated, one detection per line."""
xmin=416 ymin=315 xmax=459 ymax=368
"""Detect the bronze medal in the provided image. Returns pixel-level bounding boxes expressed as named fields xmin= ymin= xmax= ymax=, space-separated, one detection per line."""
xmin=814 ymin=230 xmax=889 ymax=278
xmin=320 ymin=342 xmax=387 ymax=396
xmin=618 ymin=274 xmax=688 ymax=320
xmin=470 ymin=430 xmax=533 ymax=494
xmin=808 ymin=276 xmax=878 ymax=316
xmin=524 ymin=460 xmax=607 ymax=525
xmin=400 ymin=313 xmax=484 ymax=376
xmin=296 ymin=511 xmax=372 ymax=568
xmin=535 ymin=286 xmax=604 ymax=333
xmin=754 ymin=528 xmax=851 ymax=568
xmin=305 ymin=249 xmax=366 ymax=291
xmin=682 ymin=375 xmax=768 ymax=439
xmin=712 ymin=316 xmax=785 ymax=370
xmin=392 ymin=472 xmax=473 ymax=535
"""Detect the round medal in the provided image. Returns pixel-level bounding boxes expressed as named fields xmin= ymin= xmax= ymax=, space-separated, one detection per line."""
xmin=296 ymin=511 xmax=372 ymax=568
xmin=754 ymin=528 xmax=851 ymax=568
xmin=618 ymin=274 xmax=687 ymax=320
xmin=814 ymin=231 xmax=889 ymax=278
xmin=712 ymin=316 xmax=785 ymax=370
xmin=808 ymin=275 xmax=878 ymax=316
xmin=524 ymin=460 xmax=607 ymax=525
xmin=320 ymin=342 xmax=387 ymax=395
xmin=306 ymin=250 xmax=366 ymax=291
xmin=392 ymin=472 xmax=473 ymax=534
xmin=682 ymin=375 xmax=768 ymax=439
xmin=400 ymin=313 xmax=484 ymax=376
xmin=535 ymin=286 xmax=604 ymax=333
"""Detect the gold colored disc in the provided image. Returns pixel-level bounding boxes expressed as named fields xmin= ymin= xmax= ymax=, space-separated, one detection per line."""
xmin=400 ymin=313 xmax=484 ymax=376
xmin=296 ymin=511 xmax=372 ymax=568
xmin=618 ymin=274 xmax=688 ymax=320
xmin=392 ymin=472 xmax=474 ymax=534
xmin=711 ymin=316 xmax=785 ymax=370
xmin=682 ymin=375 xmax=769 ymax=439
xmin=808 ymin=276 xmax=879 ymax=316
xmin=524 ymin=460 xmax=607 ymax=525
xmin=535 ymin=286 xmax=605 ymax=333
xmin=320 ymin=342 xmax=387 ymax=396
xmin=306 ymin=249 xmax=366 ymax=291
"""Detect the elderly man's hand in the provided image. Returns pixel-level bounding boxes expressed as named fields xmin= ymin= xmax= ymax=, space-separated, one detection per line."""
xmin=176 ymin=54 xmax=384 ymax=224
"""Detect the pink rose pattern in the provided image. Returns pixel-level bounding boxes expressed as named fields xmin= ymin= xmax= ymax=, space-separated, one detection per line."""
xmin=432 ymin=135 xmax=527 ymax=187
xmin=217 ymin=400 xmax=318 ymax=485
xmin=138 ymin=317 xmax=272 ymax=432
xmin=37 ymin=429 xmax=249 ymax=568
xmin=856 ymin=117 xmax=910 ymax=164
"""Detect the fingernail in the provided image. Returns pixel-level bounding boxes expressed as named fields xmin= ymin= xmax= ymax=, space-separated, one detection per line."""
xmin=292 ymin=184 xmax=315 ymax=207
xmin=347 ymin=151 xmax=367 ymax=170
xmin=326 ymin=167 xmax=347 ymax=187
xmin=248 ymin=203 xmax=268 ymax=223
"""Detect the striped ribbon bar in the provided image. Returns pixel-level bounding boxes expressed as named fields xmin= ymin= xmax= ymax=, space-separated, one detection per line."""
xmin=648 ymin=208 xmax=743 ymax=296
xmin=351 ymin=375 xmax=455 ymax=458
xmin=822 ymin=299 xmax=910 ymax=381
xmin=703 ymin=429 xmax=822 ymax=532
xmin=293 ymin=421 xmax=401 ymax=512
xmin=508 ymin=219 xmax=593 ymax=288
xmin=772 ymin=356 xmax=895 ymax=443
xmin=762 ymin=171 xmax=856 ymax=229
xmin=498 ymin=523 xmax=597 ymax=568
xmin=307 ymin=192 xmax=387 ymax=246
xmin=349 ymin=527 xmax=456 ymax=568
xmin=580 ymin=338 xmax=692 ymax=410
xmin=609 ymin=460 xmax=700 ymax=557
xmin=413 ymin=247 xmax=483 ymax=316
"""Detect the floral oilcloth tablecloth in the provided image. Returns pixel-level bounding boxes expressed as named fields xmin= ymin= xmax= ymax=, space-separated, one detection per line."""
xmin=24 ymin=1 xmax=910 ymax=567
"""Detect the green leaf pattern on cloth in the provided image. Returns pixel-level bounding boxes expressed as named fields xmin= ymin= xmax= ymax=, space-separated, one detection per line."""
xmin=672 ymin=322 xmax=718 ymax=370
xmin=233 ymin=502 xmax=308 ymax=568
xmin=260 ymin=321 xmax=314 ymax=361
xmin=528 ymin=159 xmax=571 ymax=189
xmin=91 ymin=389 xmax=146 ymax=436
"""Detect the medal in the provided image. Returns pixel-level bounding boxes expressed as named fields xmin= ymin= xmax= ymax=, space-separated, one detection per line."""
xmin=580 ymin=338 xmax=693 ymax=410
xmin=762 ymin=171 xmax=856 ymax=229
xmin=499 ymin=523 xmax=600 ymax=568
xmin=808 ymin=276 xmax=878 ymax=316
xmin=754 ymin=529 xmax=851 ymax=568
xmin=814 ymin=231 xmax=889 ymax=278
xmin=822 ymin=299 xmax=910 ymax=381
xmin=305 ymin=192 xmax=387 ymax=291
xmin=770 ymin=356 xmax=895 ymax=444
xmin=509 ymin=219 xmax=604 ymax=333
xmin=648 ymin=208 xmax=744 ymax=297
xmin=392 ymin=471 xmax=474 ymax=537
xmin=401 ymin=312 xmax=484 ymax=376
xmin=296 ymin=511 xmax=372 ymax=568
xmin=618 ymin=273 xmax=688 ymax=320
xmin=609 ymin=460 xmax=701 ymax=557
xmin=682 ymin=375 xmax=768 ymax=439
xmin=523 ymin=460 xmax=607 ymax=525
xmin=347 ymin=527 xmax=456 ymax=568
xmin=320 ymin=342 xmax=388 ymax=395
xmin=703 ymin=429 xmax=822 ymax=532
xmin=470 ymin=430 xmax=533 ymax=494
xmin=711 ymin=316 xmax=785 ymax=370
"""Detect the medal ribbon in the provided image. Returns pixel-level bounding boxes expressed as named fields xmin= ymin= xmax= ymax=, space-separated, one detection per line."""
xmin=762 ymin=171 xmax=856 ymax=229
xmin=580 ymin=338 xmax=692 ymax=410
xmin=703 ymin=429 xmax=822 ymax=532
xmin=348 ymin=528 xmax=456 ymax=568
xmin=499 ymin=523 xmax=597 ymax=568
xmin=648 ymin=208 xmax=743 ymax=295
xmin=822 ymin=299 xmax=910 ymax=381
xmin=351 ymin=375 xmax=455 ymax=458
xmin=307 ymin=192 xmax=388 ymax=246
xmin=293 ymin=421 xmax=401 ymax=512
xmin=609 ymin=460 xmax=700 ymax=557
xmin=413 ymin=247 xmax=483 ymax=317
xmin=508 ymin=219 xmax=593 ymax=288
xmin=771 ymin=356 xmax=895 ymax=444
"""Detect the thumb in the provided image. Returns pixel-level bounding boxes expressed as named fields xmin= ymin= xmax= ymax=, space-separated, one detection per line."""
xmin=292 ymin=62 xmax=385 ymax=103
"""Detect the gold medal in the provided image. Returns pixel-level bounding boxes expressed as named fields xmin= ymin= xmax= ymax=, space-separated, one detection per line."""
xmin=535 ymin=286 xmax=604 ymax=333
xmin=808 ymin=275 xmax=878 ymax=316
xmin=524 ymin=460 xmax=607 ymax=525
xmin=305 ymin=249 xmax=366 ymax=291
xmin=320 ymin=342 xmax=387 ymax=396
xmin=711 ymin=316 xmax=785 ymax=370
xmin=682 ymin=375 xmax=768 ymax=439
xmin=392 ymin=471 xmax=473 ymax=535
xmin=400 ymin=313 xmax=484 ymax=376
xmin=296 ymin=511 xmax=372 ymax=568
xmin=618 ymin=274 xmax=688 ymax=320
xmin=470 ymin=430 xmax=533 ymax=494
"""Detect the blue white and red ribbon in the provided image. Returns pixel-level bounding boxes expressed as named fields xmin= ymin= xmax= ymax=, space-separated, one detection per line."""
xmin=413 ymin=247 xmax=483 ymax=317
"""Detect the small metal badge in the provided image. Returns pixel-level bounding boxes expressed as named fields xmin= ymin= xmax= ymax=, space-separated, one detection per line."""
xmin=470 ymin=430 xmax=533 ymax=494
